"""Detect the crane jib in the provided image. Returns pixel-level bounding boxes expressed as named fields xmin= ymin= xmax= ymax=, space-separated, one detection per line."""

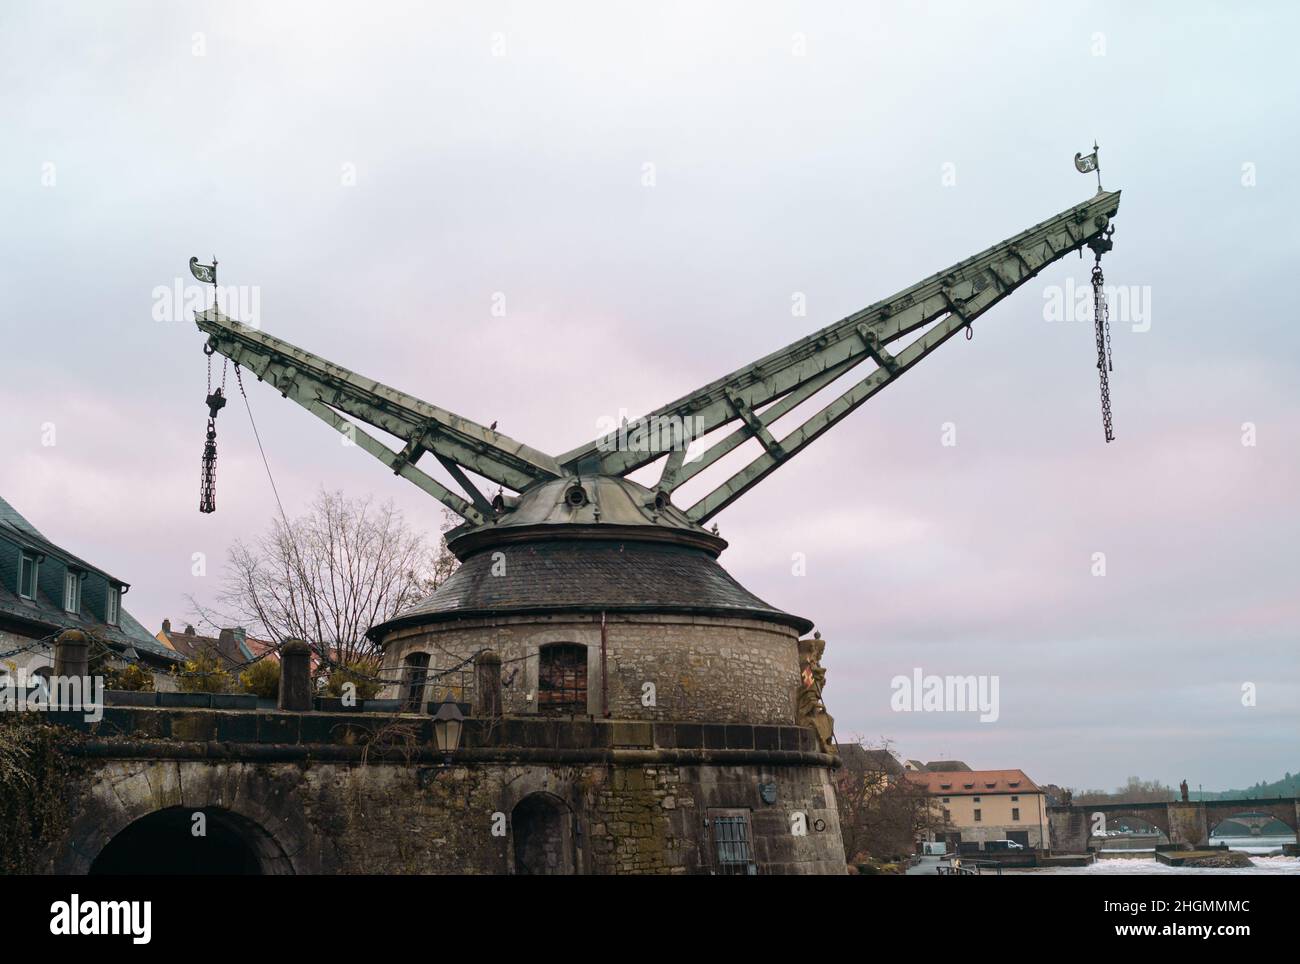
xmin=193 ymin=189 xmax=1120 ymax=526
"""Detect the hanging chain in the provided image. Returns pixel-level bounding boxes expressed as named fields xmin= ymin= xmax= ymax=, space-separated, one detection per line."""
xmin=1103 ymin=281 xmax=1114 ymax=374
xmin=1085 ymin=223 xmax=1117 ymax=444
xmin=1091 ymin=260 xmax=1114 ymax=443
xmin=199 ymin=343 xmax=227 ymax=513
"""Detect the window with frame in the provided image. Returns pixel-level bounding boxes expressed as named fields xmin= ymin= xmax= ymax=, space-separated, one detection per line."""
xmin=537 ymin=643 xmax=587 ymax=715
xmin=64 ymin=570 xmax=81 ymax=614
xmin=709 ymin=809 xmax=755 ymax=875
xmin=1012 ymin=807 xmax=1021 ymax=821
xmin=973 ymin=809 xmax=982 ymax=822
xmin=105 ymin=585 xmax=120 ymax=625
xmin=18 ymin=552 xmax=38 ymax=600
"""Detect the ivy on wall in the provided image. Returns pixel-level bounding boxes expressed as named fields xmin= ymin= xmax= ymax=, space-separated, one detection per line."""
xmin=0 ymin=716 xmax=85 ymax=874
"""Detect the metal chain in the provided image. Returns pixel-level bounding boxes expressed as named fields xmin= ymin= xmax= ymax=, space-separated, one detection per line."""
xmin=200 ymin=346 xmax=225 ymax=514
xmin=1104 ymin=289 xmax=1114 ymax=373
xmin=1091 ymin=261 xmax=1115 ymax=442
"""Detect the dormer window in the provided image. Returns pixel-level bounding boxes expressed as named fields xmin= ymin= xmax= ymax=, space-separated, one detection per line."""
xmin=105 ymin=584 xmax=120 ymax=625
xmin=64 ymin=570 xmax=82 ymax=614
xmin=18 ymin=552 xmax=38 ymax=600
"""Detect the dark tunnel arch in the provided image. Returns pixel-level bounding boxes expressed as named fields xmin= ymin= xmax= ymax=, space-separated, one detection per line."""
xmin=89 ymin=806 xmax=294 ymax=875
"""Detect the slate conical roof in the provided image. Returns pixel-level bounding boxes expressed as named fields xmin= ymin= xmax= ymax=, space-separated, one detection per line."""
xmin=370 ymin=476 xmax=813 ymax=639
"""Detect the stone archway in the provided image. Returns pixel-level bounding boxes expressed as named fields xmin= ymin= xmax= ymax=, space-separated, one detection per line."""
xmin=1208 ymin=809 xmax=1298 ymax=840
xmin=1092 ymin=812 xmax=1170 ymax=848
xmin=89 ymin=806 xmax=292 ymax=875
xmin=512 ymin=792 xmax=576 ymax=875
xmin=56 ymin=760 xmax=313 ymax=875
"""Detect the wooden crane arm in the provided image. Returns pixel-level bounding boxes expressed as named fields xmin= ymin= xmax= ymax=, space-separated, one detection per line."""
xmin=555 ymin=190 xmax=1121 ymax=522
xmin=195 ymin=309 xmax=562 ymax=523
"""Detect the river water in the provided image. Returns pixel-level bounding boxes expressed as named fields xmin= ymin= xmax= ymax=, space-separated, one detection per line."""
xmin=1010 ymin=854 xmax=1298 ymax=874
xmin=1012 ymin=836 xmax=1298 ymax=875
xmin=908 ymin=836 xmax=1298 ymax=875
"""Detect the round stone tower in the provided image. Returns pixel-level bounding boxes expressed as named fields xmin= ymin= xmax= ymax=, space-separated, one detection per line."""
xmin=370 ymin=475 xmax=846 ymax=875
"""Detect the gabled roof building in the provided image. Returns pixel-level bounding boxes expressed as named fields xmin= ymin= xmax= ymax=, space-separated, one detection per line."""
xmin=156 ymin=620 xmax=277 ymax=670
xmin=0 ymin=495 xmax=177 ymax=676
xmin=906 ymin=768 xmax=1050 ymax=851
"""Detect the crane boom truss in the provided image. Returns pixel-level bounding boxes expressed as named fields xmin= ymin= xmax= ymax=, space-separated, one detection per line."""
xmin=557 ymin=190 xmax=1120 ymax=521
xmin=195 ymin=189 xmax=1119 ymax=528
xmin=194 ymin=315 xmax=564 ymax=525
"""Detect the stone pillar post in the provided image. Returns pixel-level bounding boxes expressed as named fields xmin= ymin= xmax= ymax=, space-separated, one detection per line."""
xmin=474 ymin=650 xmax=502 ymax=718
xmin=53 ymin=629 xmax=89 ymax=679
xmin=1166 ymin=801 xmax=1209 ymax=849
xmin=278 ymin=638 xmax=313 ymax=711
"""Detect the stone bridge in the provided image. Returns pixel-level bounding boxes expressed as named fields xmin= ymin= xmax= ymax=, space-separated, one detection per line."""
xmin=1048 ymin=798 xmax=1300 ymax=852
xmin=19 ymin=701 xmax=844 ymax=875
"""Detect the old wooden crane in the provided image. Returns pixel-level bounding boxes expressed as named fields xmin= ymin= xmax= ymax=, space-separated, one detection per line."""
xmin=195 ymin=189 xmax=1120 ymax=546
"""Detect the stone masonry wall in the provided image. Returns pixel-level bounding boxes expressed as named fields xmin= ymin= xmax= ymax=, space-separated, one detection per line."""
xmin=51 ymin=753 xmax=845 ymax=875
xmin=380 ymin=613 xmax=801 ymax=725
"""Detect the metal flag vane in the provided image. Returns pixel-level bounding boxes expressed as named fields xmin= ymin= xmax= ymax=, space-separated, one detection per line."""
xmin=190 ymin=255 xmax=219 ymax=313
xmin=1074 ymin=140 xmax=1102 ymax=193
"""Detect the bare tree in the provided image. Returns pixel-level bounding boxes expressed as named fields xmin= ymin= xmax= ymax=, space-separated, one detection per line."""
xmin=835 ymin=738 xmax=936 ymax=863
xmin=208 ymin=490 xmax=458 ymax=666
xmin=1074 ymin=776 xmax=1176 ymax=805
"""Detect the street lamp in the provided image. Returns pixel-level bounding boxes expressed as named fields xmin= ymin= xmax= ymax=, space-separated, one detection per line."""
xmin=432 ymin=698 xmax=464 ymax=765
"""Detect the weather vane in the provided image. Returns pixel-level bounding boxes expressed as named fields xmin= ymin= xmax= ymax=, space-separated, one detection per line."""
xmin=189 ymin=255 xmax=219 ymax=313
xmin=1074 ymin=141 xmax=1102 ymax=193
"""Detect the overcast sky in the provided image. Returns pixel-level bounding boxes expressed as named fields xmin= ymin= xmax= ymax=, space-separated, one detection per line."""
xmin=2 ymin=1 xmax=1296 ymax=792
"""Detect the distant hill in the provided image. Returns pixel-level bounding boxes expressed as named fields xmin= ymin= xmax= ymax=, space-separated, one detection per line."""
xmin=1194 ymin=771 xmax=1298 ymax=801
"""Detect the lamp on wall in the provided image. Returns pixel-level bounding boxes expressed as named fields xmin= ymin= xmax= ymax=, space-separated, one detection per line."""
xmin=432 ymin=697 xmax=464 ymax=765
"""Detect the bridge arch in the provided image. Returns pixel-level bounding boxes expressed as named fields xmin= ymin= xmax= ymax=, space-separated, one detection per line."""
xmin=1086 ymin=805 xmax=1171 ymax=840
xmin=1206 ymin=803 xmax=1298 ymax=840
xmin=89 ymin=806 xmax=293 ymax=874
xmin=55 ymin=761 xmax=310 ymax=875
xmin=1091 ymin=811 xmax=1170 ymax=847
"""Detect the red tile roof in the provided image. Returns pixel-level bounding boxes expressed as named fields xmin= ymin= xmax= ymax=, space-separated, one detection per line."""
xmin=159 ymin=625 xmax=275 ymax=670
xmin=905 ymin=769 xmax=1041 ymax=796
